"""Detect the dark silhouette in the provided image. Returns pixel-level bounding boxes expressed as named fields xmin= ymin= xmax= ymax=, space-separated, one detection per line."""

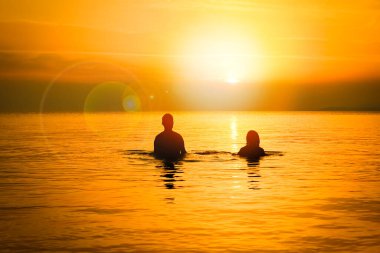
xmin=238 ymin=130 xmax=266 ymax=159
xmin=154 ymin=113 xmax=186 ymax=160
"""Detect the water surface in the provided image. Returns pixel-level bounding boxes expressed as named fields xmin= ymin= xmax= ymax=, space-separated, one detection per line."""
xmin=0 ymin=112 xmax=379 ymax=252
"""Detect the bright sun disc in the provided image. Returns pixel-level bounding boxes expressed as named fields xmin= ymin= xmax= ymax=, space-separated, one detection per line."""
xmin=226 ymin=72 xmax=240 ymax=85
xmin=178 ymin=27 xmax=263 ymax=85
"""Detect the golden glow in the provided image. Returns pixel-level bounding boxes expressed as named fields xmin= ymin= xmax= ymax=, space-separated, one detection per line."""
xmin=177 ymin=24 xmax=263 ymax=84
xmin=226 ymin=71 xmax=240 ymax=85
xmin=1 ymin=1 xmax=379 ymax=85
xmin=0 ymin=1 xmax=379 ymax=111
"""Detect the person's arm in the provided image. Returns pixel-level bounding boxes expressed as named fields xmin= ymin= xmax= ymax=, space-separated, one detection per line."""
xmin=154 ymin=136 xmax=158 ymax=154
xmin=237 ymin=147 xmax=244 ymax=156
xmin=180 ymin=136 xmax=187 ymax=154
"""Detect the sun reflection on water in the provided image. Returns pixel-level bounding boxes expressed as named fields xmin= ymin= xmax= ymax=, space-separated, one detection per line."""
xmin=230 ymin=116 xmax=238 ymax=152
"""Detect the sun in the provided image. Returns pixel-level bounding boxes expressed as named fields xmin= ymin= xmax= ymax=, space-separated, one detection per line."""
xmin=173 ymin=24 xmax=266 ymax=108
xmin=225 ymin=71 xmax=240 ymax=85
xmin=177 ymin=28 xmax=263 ymax=85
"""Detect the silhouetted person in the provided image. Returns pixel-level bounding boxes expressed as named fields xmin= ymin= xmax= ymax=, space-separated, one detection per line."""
xmin=154 ymin=113 xmax=186 ymax=160
xmin=238 ymin=130 xmax=265 ymax=159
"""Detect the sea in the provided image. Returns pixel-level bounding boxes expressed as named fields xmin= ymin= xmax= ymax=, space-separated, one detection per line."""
xmin=0 ymin=111 xmax=379 ymax=252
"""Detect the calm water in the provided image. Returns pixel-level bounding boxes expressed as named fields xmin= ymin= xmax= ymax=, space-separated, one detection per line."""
xmin=0 ymin=112 xmax=379 ymax=252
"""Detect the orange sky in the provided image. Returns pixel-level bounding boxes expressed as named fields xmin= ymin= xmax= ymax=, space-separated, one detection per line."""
xmin=0 ymin=0 xmax=379 ymax=111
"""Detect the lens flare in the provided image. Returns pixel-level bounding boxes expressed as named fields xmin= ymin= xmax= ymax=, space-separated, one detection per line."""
xmin=84 ymin=81 xmax=143 ymax=136
xmin=84 ymin=81 xmax=141 ymax=112
xmin=39 ymin=61 xmax=148 ymax=147
xmin=122 ymin=90 xmax=141 ymax=112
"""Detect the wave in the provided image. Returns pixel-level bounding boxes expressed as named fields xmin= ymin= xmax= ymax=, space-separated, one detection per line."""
xmin=123 ymin=150 xmax=283 ymax=163
xmin=124 ymin=150 xmax=154 ymax=156
xmin=193 ymin=150 xmax=232 ymax=155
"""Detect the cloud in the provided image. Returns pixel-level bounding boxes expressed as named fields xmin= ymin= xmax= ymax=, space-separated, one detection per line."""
xmin=0 ymin=21 xmax=170 ymax=54
xmin=147 ymin=0 xmax=279 ymax=12
xmin=147 ymin=0 xmax=380 ymax=13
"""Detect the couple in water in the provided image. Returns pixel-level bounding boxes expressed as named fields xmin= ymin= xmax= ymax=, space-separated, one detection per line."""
xmin=154 ymin=113 xmax=265 ymax=160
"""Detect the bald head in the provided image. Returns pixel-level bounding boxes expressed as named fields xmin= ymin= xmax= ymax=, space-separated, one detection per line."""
xmin=162 ymin=113 xmax=174 ymax=131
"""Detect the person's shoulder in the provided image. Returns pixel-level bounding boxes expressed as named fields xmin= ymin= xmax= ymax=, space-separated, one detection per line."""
xmin=238 ymin=146 xmax=248 ymax=155
xmin=155 ymin=131 xmax=165 ymax=140
xmin=172 ymin=131 xmax=184 ymax=139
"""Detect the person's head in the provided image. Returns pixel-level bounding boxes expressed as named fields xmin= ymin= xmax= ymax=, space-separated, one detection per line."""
xmin=246 ymin=130 xmax=260 ymax=147
xmin=162 ymin=113 xmax=174 ymax=131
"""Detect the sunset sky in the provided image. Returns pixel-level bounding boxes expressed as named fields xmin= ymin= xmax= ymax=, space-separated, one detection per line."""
xmin=0 ymin=0 xmax=379 ymax=111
